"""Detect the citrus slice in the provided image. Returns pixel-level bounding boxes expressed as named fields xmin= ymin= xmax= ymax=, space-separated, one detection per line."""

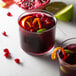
xmin=32 ymin=18 xmax=42 ymax=29
xmin=60 ymin=66 xmax=67 ymax=73
xmin=51 ymin=47 xmax=66 ymax=60
xmin=37 ymin=28 xmax=46 ymax=33
xmin=0 ymin=1 xmax=6 ymax=8
xmin=45 ymin=2 xmax=67 ymax=14
xmin=0 ymin=0 xmax=14 ymax=8
xmin=51 ymin=47 xmax=72 ymax=60
xmin=21 ymin=16 xmax=32 ymax=28
xmin=64 ymin=49 xmax=73 ymax=54
xmin=55 ymin=4 xmax=74 ymax=22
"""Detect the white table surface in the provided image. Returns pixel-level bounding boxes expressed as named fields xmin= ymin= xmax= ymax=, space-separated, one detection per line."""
xmin=0 ymin=0 xmax=76 ymax=76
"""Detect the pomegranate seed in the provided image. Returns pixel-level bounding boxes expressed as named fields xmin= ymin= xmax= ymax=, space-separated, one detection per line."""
xmin=7 ymin=12 xmax=12 ymax=16
xmin=30 ymin=29 xmax=34 ymax=32
xmin=14 ymin=58 xmax=20 ymax=64
xmin=36 ymin=13 xmax=42 ymax=18
xmin=4 ymin=48 xmax=9 ymax=54
xmin=41 ymin=18 xmax=46 ymax=22
xmin=2 ymin=31 xmax=8 ymax=36
xmin=3 ymin=48 xmax=11 ymax=58
xmin=33 ymin=13 xmax=42 ymax=18
xmin=4 ymin=52 xmax=9 ymax=58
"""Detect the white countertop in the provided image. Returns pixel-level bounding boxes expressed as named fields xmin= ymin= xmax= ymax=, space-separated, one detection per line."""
xmin=0 ymin=0 xmax=76 ymax=76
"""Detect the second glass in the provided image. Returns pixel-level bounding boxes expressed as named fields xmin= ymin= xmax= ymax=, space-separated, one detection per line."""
xmin=57 ymin=38 xmax=76 ymax=76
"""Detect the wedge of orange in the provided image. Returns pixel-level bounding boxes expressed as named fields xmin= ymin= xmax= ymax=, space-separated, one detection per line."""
xmin=0 ymin=0 xmax=14 ymax=8
xmin=21 ymin=16 xmax=33 ymax=28
xmin=51 ymin=47 xmax=66 ymax=60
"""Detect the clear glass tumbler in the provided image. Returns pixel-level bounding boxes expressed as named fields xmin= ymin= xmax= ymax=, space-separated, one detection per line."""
xmin=18 ymin=11 xmax=56 ymax=55
xmin=57 ymin=38 xmax=76 ymax=76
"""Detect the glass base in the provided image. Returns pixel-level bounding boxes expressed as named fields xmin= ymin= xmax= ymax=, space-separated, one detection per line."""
xmin=21 ymin=44 xmax=55 ymax=56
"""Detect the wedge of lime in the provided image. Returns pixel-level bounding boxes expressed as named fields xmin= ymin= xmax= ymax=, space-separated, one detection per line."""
xmin=64 ymin=49 xmax=73 ymax=54
xmin=45 ymin=2 xmax=67 ymax=14
xmin=37 ymin=28 xmax=46 ymax=33
xmin=55 ymin=4 xmax=74 ymax=22
xmin=60 ymin=66 xmax=67 ymax=73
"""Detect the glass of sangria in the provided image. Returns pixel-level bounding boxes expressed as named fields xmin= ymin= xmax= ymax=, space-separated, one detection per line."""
xmin=18 ymin=11 xmax=56 ymax=55
xmin=57 ymin=38 xmax=76 ymax=76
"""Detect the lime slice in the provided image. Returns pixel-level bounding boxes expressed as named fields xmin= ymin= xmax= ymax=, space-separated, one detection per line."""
xmin=45 ymin=2 xmax=67 ymax=14
xmin=37 ymin=28 xmax=46 ymax=33
xmin=55 ymin=4 xmax=74 ymax=22
xmin=60 ymin=66 xmax=67 ymax=73
xmin=64 ymin=49 xmax=73 ymax=54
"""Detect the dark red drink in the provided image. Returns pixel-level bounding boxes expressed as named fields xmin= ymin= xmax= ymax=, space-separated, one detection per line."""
xmin=18 ymin=11 xmax=56 ymax=55
xmin=59 ymin=44 xmax=76 ymax=76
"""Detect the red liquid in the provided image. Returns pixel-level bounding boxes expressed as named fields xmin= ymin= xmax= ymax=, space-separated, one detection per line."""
xmin=18 ymin=12 xmax=56 ymax=55
xmin=59 ymin=44 xmax=76 ymax=76
xmin=19 ymin=13 xmax=55 ymax=32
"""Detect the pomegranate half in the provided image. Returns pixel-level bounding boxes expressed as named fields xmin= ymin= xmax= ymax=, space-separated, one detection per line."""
xmin=14 ymin=0 xmax=50 ymax=11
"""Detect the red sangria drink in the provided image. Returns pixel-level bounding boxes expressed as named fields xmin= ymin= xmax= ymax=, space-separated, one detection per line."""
xmin=18 ymin=11 xmax=56 ymax=55
xmin=58 ymin=38 xmax=76 ymax=76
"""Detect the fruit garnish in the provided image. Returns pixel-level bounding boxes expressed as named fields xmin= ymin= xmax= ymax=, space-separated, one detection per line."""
xmin=19 ymin=13 xmax=55 ymax=32
xmin=37 ymin=28 xmax=46 ymax=33
xmin=3 ymin=48 xmax=10 ymax=58
xmin=62 ymin=54 xmax=70 ymax=61
xmin=64 ymin=49 xmax=73 ymax=54
xmin=4 ymin=48 xmax=9 ymax=54
xmin=33 ymin=18 xmax=42 ymax=29
xmin=7 ymin=12 xmax=12 ymax=16
xmin=0 ymin=1 xmax=6 ymax=8
xmin=60 ymin=66 xmax=67 ymax=73
xmin=51 ymin=47 xmax=66 ymax=60
xmin=14 ymin=0 xmax=50 ymax=10
xmin=55 ymin=4 xmax=74 ymax=22
xmin=14 ymin=58 xmax=20 ymax=64
xmin=21 ymin=16 xmax=42 ymax=29
xmin=21 ymin=16 xmax=32 ymax=28
xmin=0 ymin=0 xmax=14 ymax=8
xmin=2 ymin=31 xmax=8 ymax=36
xmin=26 ymin=21 xmax=32 ymax=28
xmin=4 ymin=52 xmax=9 ymax=58
xmin=45 ymin=2 xmax=67 ymax=14
xmin=46 ymin=21 xmax=51 ymax=24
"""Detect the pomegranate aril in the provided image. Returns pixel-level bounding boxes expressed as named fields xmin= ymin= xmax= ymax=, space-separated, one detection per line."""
xmin=32 ymin=2 xmax=35 ymax=5
xmin=35 ymin=13 xmax=42 ymax=18
xmin=42 ymin=14 xmax=47 ymax=18
xmin=7 ymin=12 xmax=12 ymax=16
xmin=4 ymin=48 xmax=9 ymax=53
xmin=30 ymin=29 xmax=34 ymax=32
xmin=4 ymin=52 xmax=9 ymax=58
xmin=45 ymin=18 xmax=51 ymax=23
xmin=14 ymin=58 xmax=20 ymax=64
xmin=2 ymin=31 xmax=8 ymax=36
xmin=3 ymin=48 xmax=11 ymax=58
xmin=41 ymin=18 xmax=46 ymax=22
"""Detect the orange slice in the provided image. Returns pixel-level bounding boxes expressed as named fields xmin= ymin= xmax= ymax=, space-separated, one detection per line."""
xmin=51 ymin=47 xmax=66 ymax=60
xmin=0 ymin=0 xmax=14 ymax=8
xmin=33 ymin=18 xmax=42 ymax=29
xmin=26 ymin=21 xmax=31 ymax=28
xmin=21 ymin=16 xmax=32 ymax=28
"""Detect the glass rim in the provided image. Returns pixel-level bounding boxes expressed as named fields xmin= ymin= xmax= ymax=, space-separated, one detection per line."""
xmin=57 ymin=52 xmax=76 ymax=67
xmin=60 ymin=37 xmax=76 ymax=47
xmin=57 ymin=37 xmax=76 ymax=67
xmin=18 ymin=10 xmax=57 ymax=34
